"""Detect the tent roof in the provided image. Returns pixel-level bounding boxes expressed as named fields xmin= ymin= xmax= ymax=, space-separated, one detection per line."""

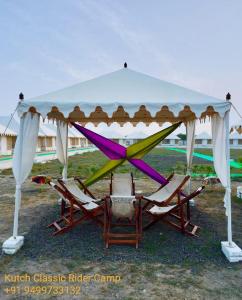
xmin=68 ymin=126 xmax=82 ymax=138
xmin=0 ymin=116 xmax=19 ymax=135
xmin=230 ymin=122 xmax=242 ymax=134
xmin=0 ymin=115 xmax=52 ymax=137
xmin=0 ymin=123 xmax=16 ymax=136
xmin=98 ymin=130 xmax=123 ymax=139
xmin=39 ymin=124 xmax=56 ymax=137
xmin=195 ymin=132 xmax=211 ymax=139
xmin=230 ymin=132 xmax=242 ymax=139
xmin=165 ymin=133 xmax=180 ymax=139
xmin=18 ymin=67 xmax=231 ymax=125
xmin=124 ymin=131 xmax=148 ymax=139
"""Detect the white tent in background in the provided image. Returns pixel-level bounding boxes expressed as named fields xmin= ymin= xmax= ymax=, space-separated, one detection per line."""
xmin=162 ymin=133 xmax=180 ymax=145
xmin=99 ymin=129 xmax=123 ymax=140
xmin=0 ymin=124 xmax=17 ymax=155
xmin=0 ymin=124 xmax=16 ymax=136
xmin=37 ymin=123 xmax=56 ymax=152
xmin=125 ymin=131 xmax=148 ymax=139
xmin=230 ymin=132 xmax=242 ymax=148
xmin=122 ymin=131 xmax=148 ymax=146
xmin=0 ymin=115 xmax=20 ymax=134
xmin=195 ymin=132 xmax=212 ymax=147
xmin=2 ymin=65 xmax=242 ymax=262
xmin=231 ymin=122 xmax=242 ymax=134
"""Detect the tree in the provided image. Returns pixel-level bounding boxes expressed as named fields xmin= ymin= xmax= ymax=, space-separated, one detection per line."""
xmin=177 ymin=133 xmax=187 ymax=145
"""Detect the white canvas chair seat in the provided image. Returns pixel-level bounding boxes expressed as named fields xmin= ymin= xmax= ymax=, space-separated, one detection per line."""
xmin=83 ymin=202 xmax=99 ymax=211
xmin=50 ymin=181 xmax=99 ymax=211
xmin=145 ymin=174 xmax=188 ymax=203
xmin=112 ymin=173 xmax=133 ymax=196
xmin=148 ymin=204 xmax=176 ymax=215
xmin=63 ymin=178 xmax=99 ymax=203
xmin=110 ymin=196 xmax=135 ymax=219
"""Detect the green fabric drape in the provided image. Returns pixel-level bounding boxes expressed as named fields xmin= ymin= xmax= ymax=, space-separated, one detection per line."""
xmin=83 ymin=122 xmax=181 ymax=187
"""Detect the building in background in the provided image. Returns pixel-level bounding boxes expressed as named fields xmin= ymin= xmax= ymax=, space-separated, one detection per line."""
xmin=0 ymin=116 xmax=89 ymax=156
xmin=37 ymin=124 xmax=56 ymax=152
xmin=194 ymin=132 xmax=212 ymax=147
xmin=121 ymin=131 xmax=148 ymax=146
xmin=161 ymin=133 xmax=181 ymax=146
xmin=0 ymin=116 xmax=20 ymax=155
xmin=100 ymin=130 xmax=123 ymax=145
xmin=68 ymin=126 xmax=89 ymax=148
xmin=0 ymin=124 xmax=17 ymax=155
xmin=230 ymin=132 xmax=242 ymax=148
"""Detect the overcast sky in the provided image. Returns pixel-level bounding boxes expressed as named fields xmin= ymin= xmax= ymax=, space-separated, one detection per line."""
xmin=0 ymin=0 xmax=241 ymax=134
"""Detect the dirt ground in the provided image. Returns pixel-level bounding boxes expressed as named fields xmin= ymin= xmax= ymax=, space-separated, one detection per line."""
xmin=0 ymin=175 xmax=242 ymax=300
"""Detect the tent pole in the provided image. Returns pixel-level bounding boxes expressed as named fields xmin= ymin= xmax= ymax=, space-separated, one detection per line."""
xmin=221 ymin=95 xmax=242 ymax=262
xmin=185 ymin=124 xmax=191 ymax=194
xmin=13 ymin=116 xmax=24 ymax=238
xmin=185 ymin=121 xmax=195 ymax=205
xmin=63 ymin=123 xmax=68 ymax=180
xmin=225 ymin=109 xmax=233 ymax=246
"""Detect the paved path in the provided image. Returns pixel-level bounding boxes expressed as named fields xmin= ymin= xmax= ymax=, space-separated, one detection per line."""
xmin=0 ymin=147 xmax=97 ymax=170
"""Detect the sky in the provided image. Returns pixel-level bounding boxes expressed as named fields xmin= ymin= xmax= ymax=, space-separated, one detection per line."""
xmin=0 ymin=0 xmax=242 ymax=135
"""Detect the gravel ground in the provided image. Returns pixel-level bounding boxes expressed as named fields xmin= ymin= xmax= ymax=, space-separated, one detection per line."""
xmin=0 ymin=176 xmax=240 ymax=266
xmin=14 ymin=202 xmax=228 ymax=267
xmin=0 ymin=175 xmax=242 ymax=299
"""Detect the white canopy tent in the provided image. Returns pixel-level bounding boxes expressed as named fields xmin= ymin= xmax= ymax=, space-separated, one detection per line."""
xmin=3 ymin=66 xmax=242 ymax=262
xmin=231 ymin=123 xmax=242 ymax=134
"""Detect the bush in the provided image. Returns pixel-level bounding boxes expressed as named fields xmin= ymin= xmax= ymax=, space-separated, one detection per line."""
xmin=237 ymin=157 xmax=242 ymax=163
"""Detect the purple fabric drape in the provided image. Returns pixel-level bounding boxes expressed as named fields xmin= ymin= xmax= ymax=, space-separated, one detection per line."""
xmin=71 ymin=122 xmax=181 ymax=185
xmin=129 ymin=158 xmax=167 ymax=185
xmin=71 ymin=122 xmax=126 ymax=159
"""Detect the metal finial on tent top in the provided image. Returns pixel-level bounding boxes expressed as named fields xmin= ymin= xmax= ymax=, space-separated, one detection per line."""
xmin=226 ymin=92 xmax=231 ymax=101
xmin=19 ymin=92 xmax=24 ymax=101
xmin=124 ymin=62 xmax=127 ymax=68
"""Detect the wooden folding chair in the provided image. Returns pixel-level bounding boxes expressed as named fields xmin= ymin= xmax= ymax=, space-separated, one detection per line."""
xmin=104 ymin=195 xmax=142 ymax=248
xmin=143 ymin=186 xmax=205 ymax=236
xmin=47 ymin=179 xmax=104 ymax=235
xmin=104 ymin=173 xmax=142 ymax=248
xmin=142 ymin=173 xmax=190 ymax=211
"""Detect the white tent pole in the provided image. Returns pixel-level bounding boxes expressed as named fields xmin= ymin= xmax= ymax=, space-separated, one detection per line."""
xmin=13 ymin=116 xmax=24 ymax=238
xmin=225 ymin=108 xmax=233 ymax=246
xmin=185 ymin=124 xmax=191 ymax=194
xmin=185 ymin=120 xmax=195 ymax=196
xmin=63 ymin=123 xmax=68 ymax=181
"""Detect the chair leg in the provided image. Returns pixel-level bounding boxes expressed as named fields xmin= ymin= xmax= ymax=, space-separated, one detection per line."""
xmin=104 ymin=205 xmax=110 ymax=247
xmin=105 ymin=203 xmax=112 ymax=248
xmin=61 ymin=199 xmax=66 ymax=216
xmin=49 ymin=214 xmax=89 ymax=236
xmin=143 ymin=214 xmax=160 ymax=230
xmin=142 ymin=201 xmax=151 ymax=211
xmin=186 ymin=200 xmax=190 ymax=220
xmin=135 ymin=206 xmax=139 ymax=248
xmin=180 ymin=206 xmax=185 ymax=234
xmin=144 ymin=210 xmax=200 ymax=237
